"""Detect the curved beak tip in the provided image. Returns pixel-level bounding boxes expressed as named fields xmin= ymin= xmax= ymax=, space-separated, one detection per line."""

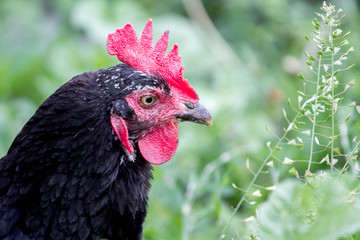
xmin=177 ymin=102 xmax=212 ymax=126
xmin=205 ymin=118 xmax=213 ymax=126
xmin=194 ymin=102 xmax=212 ymax=126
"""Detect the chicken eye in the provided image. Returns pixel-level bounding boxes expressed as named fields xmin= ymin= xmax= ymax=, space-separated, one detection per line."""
xmin=140 ymin=95 xmax=156 ymax=107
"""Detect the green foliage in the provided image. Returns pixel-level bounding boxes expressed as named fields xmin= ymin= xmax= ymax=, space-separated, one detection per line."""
xmin=220 ymin=2 xmax=360 ymax=239
xmin=1 ymin=0 xmax=360 ymax=240
xmin=256 ymin=174 xmax=360 ymax=240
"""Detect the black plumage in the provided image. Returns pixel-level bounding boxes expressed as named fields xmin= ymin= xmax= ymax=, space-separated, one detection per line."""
xmin=0 ymin=64 xmax=163 ymax=240
xmin=0 ymin=16 xmax=214 ymax=239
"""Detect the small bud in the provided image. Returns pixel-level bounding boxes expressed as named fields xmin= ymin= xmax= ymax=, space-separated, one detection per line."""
xmin=305 ymin=170 xmax=313 ymax=177
xmin=252 ymin=190 xmax=262 ymax=197
xmin=266 ymin=161 xmax=274 ymax=167
xmin=283 ymin=157 xmax=294 ymax=165
xmin=289 ymin=167 xmax=299 ymax=177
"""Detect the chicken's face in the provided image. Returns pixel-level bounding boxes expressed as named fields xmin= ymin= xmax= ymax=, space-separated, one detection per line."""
xmin=110 ymin=73 xmax=211 ymax=165
xmin=106 ymin=19 xmax=211 ymax=164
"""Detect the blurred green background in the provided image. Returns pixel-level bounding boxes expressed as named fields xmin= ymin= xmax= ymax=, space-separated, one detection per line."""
xmin=1 ymin=0 xmax=360 ymax=239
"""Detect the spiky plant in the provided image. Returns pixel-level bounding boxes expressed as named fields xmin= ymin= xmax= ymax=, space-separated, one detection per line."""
xmin=221 ymin=2 xmax=360 ymax=239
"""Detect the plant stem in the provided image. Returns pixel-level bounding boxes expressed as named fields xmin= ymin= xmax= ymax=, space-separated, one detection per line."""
xmin=219 ymin=112 xmax=300 ymax=239
xmin=307 ymin=48 xmax=323 ymax=172
xmin=338 ymin=140 xmax=360 ymax=179
xmin=330 ymin=23 xmax=335 ymax=176
xmin=181 ymin=174 xmax=196 ymax=240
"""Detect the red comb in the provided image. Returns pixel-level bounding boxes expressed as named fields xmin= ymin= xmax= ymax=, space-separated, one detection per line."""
xmin=107 ymin=19 xmax=198 ymax=101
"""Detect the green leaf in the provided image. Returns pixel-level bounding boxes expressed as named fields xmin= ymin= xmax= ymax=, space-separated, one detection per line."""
xmin=345 ymin=114 xmax=351 ymax=122
xmin=256 ymin=177 xmax=360 ymax=240
xmin=298 ymin=73 xmax=306 ymax=81
xmin=275 ymin=146 xmax=282 ymax=151
xmin=309 ymin=55 xmax=316 ymax=61
xmin=345 ymin=64 xmax=356 ymax=71
xmin=265 ymin=123 xmax=272 ymax=133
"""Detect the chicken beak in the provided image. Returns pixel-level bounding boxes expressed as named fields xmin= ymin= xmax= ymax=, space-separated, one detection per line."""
xmin=177 ymin=103 xmax=212 ymax=126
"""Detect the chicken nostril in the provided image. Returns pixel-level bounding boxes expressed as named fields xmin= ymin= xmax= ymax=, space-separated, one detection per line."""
xmin=185 ymin=101 xmax=195 ymax=109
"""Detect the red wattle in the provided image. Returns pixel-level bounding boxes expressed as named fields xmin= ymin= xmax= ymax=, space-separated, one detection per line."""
xmin=138 ymin=121 xmax=179 ymax=165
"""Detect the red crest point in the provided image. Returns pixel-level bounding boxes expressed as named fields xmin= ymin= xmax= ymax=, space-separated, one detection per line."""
xmin=107 ymin=19 xmax=198 ymax=101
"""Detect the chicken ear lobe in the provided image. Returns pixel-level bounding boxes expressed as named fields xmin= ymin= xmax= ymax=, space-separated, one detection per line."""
xmin=112 ymin=99 xmax=134 ymax=120
xmin=110 ymin=115 xmax=134 ymax=154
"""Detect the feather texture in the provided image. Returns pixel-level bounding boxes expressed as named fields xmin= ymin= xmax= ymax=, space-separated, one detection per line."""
xmin=0 ymin=65 xmax=156 ymax=240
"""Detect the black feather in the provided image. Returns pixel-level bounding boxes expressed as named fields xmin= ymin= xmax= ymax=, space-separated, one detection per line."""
xmin=0 ymin=64 xmax=164 ymax=240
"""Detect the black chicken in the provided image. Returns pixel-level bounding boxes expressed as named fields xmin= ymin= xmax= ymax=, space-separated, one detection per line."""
xmin=0 ymin=19 xmax=211 ymax=240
